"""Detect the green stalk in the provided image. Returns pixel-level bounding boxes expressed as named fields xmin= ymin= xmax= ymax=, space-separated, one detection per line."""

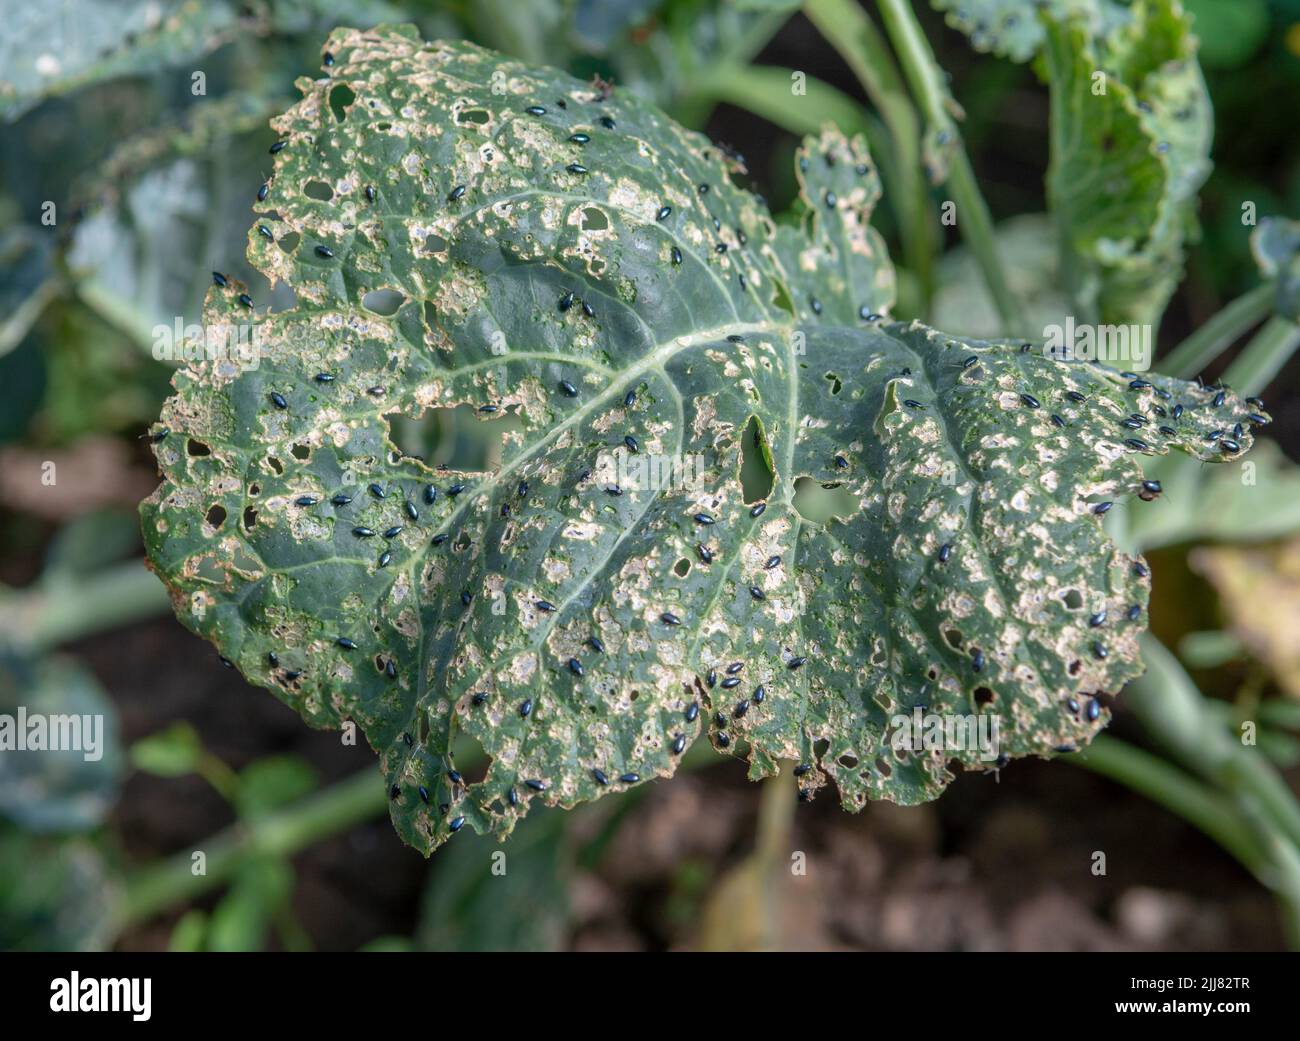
xmin=874 ymin=0 xmax=1023 ymax=332
xmin=753 ymin=762 xmax=796 ymax=949
xmin=671 ymin=10 xmax=793 ymax=127
xmin=726 ymin=9 xmax=793 ymax=68
xmin=1159 ymin=283 xmax=1275 ymax=379
xmin=1131 ymin=635 xmax=1300 ymax=856
xmin=76 ymin=278 xmax=168 ymax=359
xmin=116 ymin=767 xmax=388 ymax=932
xmin=1075 ymin=735 xmax=1268 ymax=878
xmin=2 ymin=561 xmax=173 ymax=653
xmin=1222 ymin=314 xmax=1300 ymax=397
xmin=0 ymin=274 xmax=62 ymax=358
xmin=1080 ymin=645 xmax=1300 ymax=947
xmin=803 ymin=0 xmax=936 ymax=311
xmin=688 ymin=64 xmax=879 ymax=145
xmin=119 ymin=728 xmax=726 ymax=935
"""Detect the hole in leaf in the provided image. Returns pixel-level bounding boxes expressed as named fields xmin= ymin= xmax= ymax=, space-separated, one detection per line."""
xmin=674 ymin=558 xmax=690 ymax=578
xmin=389 ymin=404 xmax=515 ymax=470
xmin=450 ymin=730 xmax=491 ymax=784
xmin=974 ymin=686 xmax=995 ymax=706
xmin=248 ymin=483 xmax=261 ymax=497
xmin=456 ymin=108 xmax=490 ymax=125
xmin=793 ymin=476 xmax=858 ymax=523
xmin=304 ymin=179 xmax=334 ymax=201
xmin=187 ymin=438 xmax=210 ymax=456
xmin=291 ymin=443 xmax=310 ymax=461
xmin=837 ymin=753 xmax=858 ymax=769
xmin=1062 ymin=588 xmax=1083 ymax=610
xmin=944 ymin=627 xmax=964 ymax=649
xmin=813 ymin=737 xmax=829 ymax=759
xmin=362 ymin=288 xmax=405 ymax=315
xmin=206 ymin=504 xmax=227 ymax=528
xmin=740 ymin=415 xmax=774 ymax=504
xmin=329 ymin=83 xmax=356 ymax=121
xmin=242 ymin=506 xmax=257 ymax=531
xmin=1068 ymin=659 xmax=1082 ymax=676
xmin=267 ymin=457 xmax=283 ymax=475
xmin=771 ymin=279 xmax=794 ymax=316
xmin=277 ymin=231 xmax=300 ymax=254
xmin=874 ymin=757 xmax=893 ymax=777
xmin=423 ymin=234 xmax=448 ymax=254
xmin=581 ymin=207 xmax=608 ymax=230
xmin=195 ymin=556 xmax=227 ymax=582
xmin=825 ymin=372 xmax=842 ymax=395
xmin=873 ymin=381 xmax=903 ymax=435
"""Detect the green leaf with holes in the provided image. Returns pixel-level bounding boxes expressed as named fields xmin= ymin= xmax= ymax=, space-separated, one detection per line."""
xmin=1041 ymin=0 xmax=1212 ymax=328
xmin=140 ymin=25 xmax=1262 ymax=855
xmin=932 ymin=0 xmax=1212 ymax=330
xmin=930 ymin=0 xmax=1133 ymax=64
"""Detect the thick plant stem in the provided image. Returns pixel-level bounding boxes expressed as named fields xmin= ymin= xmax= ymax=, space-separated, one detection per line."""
xmin=754 ymin=762 xmax=797 ymax=950
xmin=1223 ymin=314 xmax=1300 ymax=397
xmin=1123 ymin=635 xmax=1300 ymax=944
xmin=1132 ymin=635 xmax=1300 ymax=851
xmin=1078 ymin=735 xmax=1300 ymax=946
xmin=116 ymin=767 xmax=388 ymax=933
xmin=1076 ymin=736 xmax=1267 ymax=878
xmin=688 ymin=64 xmax=885 ymax=154
xmin=804 ymin=0 xmax=936 ymax=312
xmin=1159 ymin=283 xmax=1275 ymax=379
xmin=875 ymin=0 xmax=1023 ymax=332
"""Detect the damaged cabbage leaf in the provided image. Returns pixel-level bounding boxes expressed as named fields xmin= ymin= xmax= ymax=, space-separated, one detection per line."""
xmin=1251 ymin=217 xmax=1300 ymax=322
xmin=1040 ymin=0 xmax=1211 ymax=328
xmin=935 ymin=0 xmax=1211 ymax=330
xmin=930 ymin=0 xmax=1132 ymax=63
xmin=141 ymin=26 xmax=1262 ymax=854
xmin=1040 ymin=1 xmax=1211 ymax=329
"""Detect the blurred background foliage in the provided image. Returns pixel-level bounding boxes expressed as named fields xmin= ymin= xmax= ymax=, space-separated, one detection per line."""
xmin=2 ymin=0 xmax=1300 ymax=951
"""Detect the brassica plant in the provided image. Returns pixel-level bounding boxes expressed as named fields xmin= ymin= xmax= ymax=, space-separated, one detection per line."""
xmin=139 ymin=11 xmax=1274 ymax=858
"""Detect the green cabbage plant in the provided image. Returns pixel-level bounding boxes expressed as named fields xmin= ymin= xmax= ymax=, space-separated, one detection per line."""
xmin=140 ymin=22 xmax=1265 ymax=855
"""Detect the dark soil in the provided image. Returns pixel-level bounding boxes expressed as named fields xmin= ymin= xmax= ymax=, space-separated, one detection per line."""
xmin=77 ymin=615 xmax=1282 ymax=952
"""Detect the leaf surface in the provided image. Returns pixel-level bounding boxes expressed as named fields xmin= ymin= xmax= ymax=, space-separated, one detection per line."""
xmin=933 ymin=1 xmax=1212 ymax=330
xmin=1251 ymin=217 xmax=1300 ymax=322
xmin=142 ymin=26 xmax=1260 ymax=853
xmin=930 ymin=0 xmax=1132 ymax=63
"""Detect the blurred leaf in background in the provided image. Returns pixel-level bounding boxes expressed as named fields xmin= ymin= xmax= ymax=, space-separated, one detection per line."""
xmin=1252 ymin=215 xmax=1300 ymax=321
xmin=128 ymin=721 xmax=207 ymax=779
xmin=206 ymin=855 xmax=297 ymax=951
xmin=0 ymin=647 xmax=124 ymax=950
xmin=1192 ymin=536 xmax=1300 ymax=699
xmin=1184 ymin=0 xmax=1270 ymax=71
xmin=0 ymin=651 xmax=122 ymax=831
xmin=0 ymin=828 xmax=119 ymax=951
xmin=234 ymin=754 xmax=319 ymax=819
xmin=0 ymin=0 xmax=247 ymax=120
xmin=416 ymin=808 xmax=572 ymax=952
xmin=931 ymin=213 xmax=1069 ymax=337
